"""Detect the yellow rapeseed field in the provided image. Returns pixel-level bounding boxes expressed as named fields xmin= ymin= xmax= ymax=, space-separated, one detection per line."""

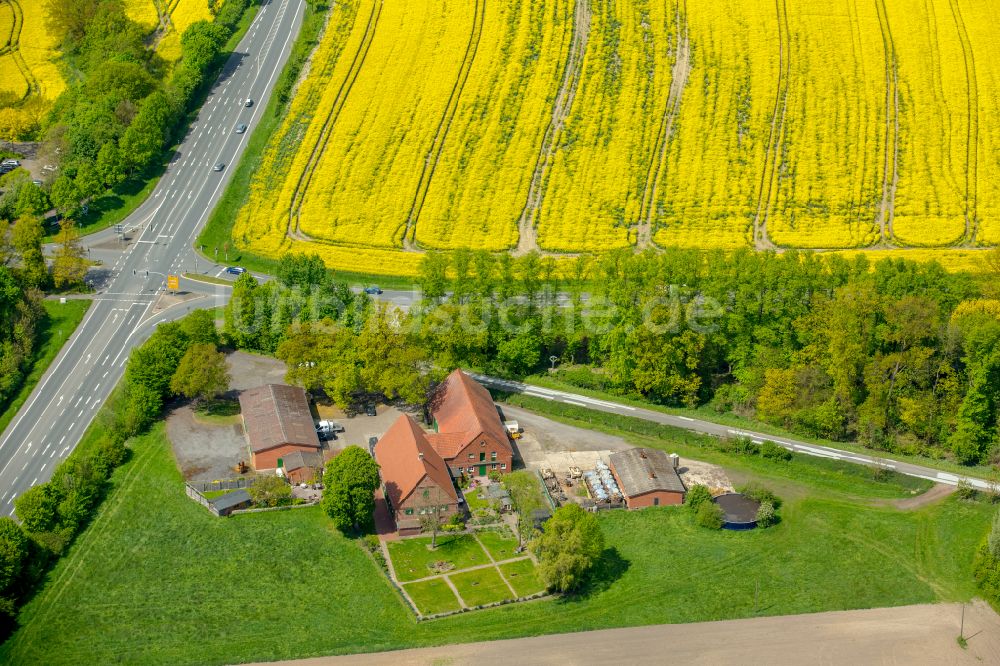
xmin=124 ymin=0 xmax=160 ymax=30
xmin=232 ymin=0 xmax=999 ymax=277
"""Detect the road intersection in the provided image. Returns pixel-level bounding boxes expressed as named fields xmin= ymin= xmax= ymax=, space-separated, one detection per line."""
xmin=0 ymin=0 xmax=305 ymax=516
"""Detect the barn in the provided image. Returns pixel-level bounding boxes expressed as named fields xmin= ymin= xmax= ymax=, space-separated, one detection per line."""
xmin=609 ymin=448 xmax=686 ymax=508
xmin=239 ymin=384 xmax=321 ymax=471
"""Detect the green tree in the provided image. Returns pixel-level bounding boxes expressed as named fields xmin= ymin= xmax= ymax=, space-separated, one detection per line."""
xmin=14 ymin=181 xmax=49 ymax=218
xmin=248 ymin=475 xmax=292 ymax=507
xmin=178 ymin=308 xmax=219 ymax=345
xmin=51 ymin=220 xmax=88 ymax=289
xmin=533 ymin=504 xmax=604 ymax=593
xmin=50 ymin=175 xmax=82 ymax=219
xmin=321 ymin=446 xmax=380 ymax=533
xmin=96 ymin=142 xmax=127 ymax=188
xmin=684 ymin=484 xmax=712 ymax=511
xmin=74 ymin=161 xmax=103 ymax=199
xmin=0 ymin=517 xmax=27 ymax=595
xmin=277 ymin=252 xmax=328 ymax=289
xmin=169 ymin=343 xmax=230 ymax=402
xmin=14 ymin=484 xmax=60 ymax=533
xmin=357 ymin=305 xmax=430 ymax=404
xmin=125 ymin=322 xmax=190 ymax=396
xmin=11 ymin=215 xmax=48 ymax=289
xmin=695 ymin=500 xmax=724 ymax=529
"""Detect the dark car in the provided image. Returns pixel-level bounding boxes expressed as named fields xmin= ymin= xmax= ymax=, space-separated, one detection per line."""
xmin=368 ymin=436 xmax=378 ymax=455
xmin=225 ymin=266 xmax=246 ymax=275
xmin=213 ymin=162 xmax=225 ymax=172
xmin=363 ymin=286 xmax=382 ymax=295
xmin=364 ymin=403 xmax=377 ymax=417
xmin=235 ymin=123 xmax=248 ymax=134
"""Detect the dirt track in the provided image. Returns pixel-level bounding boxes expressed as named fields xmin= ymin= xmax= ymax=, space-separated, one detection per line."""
xmin=248 ymin=601 xmax=1000 ymax=665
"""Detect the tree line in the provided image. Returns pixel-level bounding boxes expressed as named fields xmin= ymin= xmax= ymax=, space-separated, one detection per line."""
xmin=0 ymin=0 xmax=252 ymax=227
xmin=1 ymin=309 xmax=222 ymax=638
xmin=224 ymin=248 xmax=1000 ymax=466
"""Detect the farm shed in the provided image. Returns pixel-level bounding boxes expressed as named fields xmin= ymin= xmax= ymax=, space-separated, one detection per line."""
xmin=609 ymin=448 xmax=686 ymax=508
xmin=210 ymin=489 xmax=252 ymax=517
xmin=281 ymin=450 xmax=324 ymax=485
xmin=239 ymin=384 xmax=321 ymax=471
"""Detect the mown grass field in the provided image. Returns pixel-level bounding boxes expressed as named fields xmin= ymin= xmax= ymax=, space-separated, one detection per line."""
xmin=227 ymin=0 xmax=1000 ymax=278
xmin=0 ymin=420 xmax=992 ymax=665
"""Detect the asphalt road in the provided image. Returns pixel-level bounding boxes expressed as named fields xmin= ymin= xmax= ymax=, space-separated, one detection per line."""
xmin=472 ymin=373 xmax=998 ymax=491
xmin=0 ymin=0 xmax=305 ymax=516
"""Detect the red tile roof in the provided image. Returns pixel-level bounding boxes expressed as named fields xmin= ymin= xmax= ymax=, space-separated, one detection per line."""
xmin=239 ymin=384 xmax=320 ymax=453
xmin=374 ymin=414 xmax=457 ymax=509
xmin=429 ymin=369 xmax=510 ymax=459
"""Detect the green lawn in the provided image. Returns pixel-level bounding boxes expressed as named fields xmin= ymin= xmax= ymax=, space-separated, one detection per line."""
xmin=499 ymin=559 xmax=546 ymax=597
xmin=404 ymin=579 xmax=461 ymax=616
xmin=450 ymin=567 xmax=514 ymax=607
xmin=387 ymin=534 xmax=490 ymax=583
xmin=475 ymin=529 xmax=518 ymax=561
xmin=463 ymin=488 xmax=491 ymax=512
xmin=0 ymin=299 xmax=90 ymax=436
xmin=2 ymin=419 xmax=993 ymax=665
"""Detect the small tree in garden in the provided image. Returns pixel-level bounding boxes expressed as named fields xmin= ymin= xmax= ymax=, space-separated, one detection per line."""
xmin=249 ymin=475 xmax=292 ymax=507
xmin=684 ymin=484 xmax=712 ymax=512
xmin=321 ymin=446 xmax=380 ymax=534
xmin=756 ymin=501 xmax=776 ymax=528
xmin=534 ymin=504 xmax=604 ymax=593
xmin=695 ymin=501 xmax=724 ymax=529
xmin=418 ymin=486 xmax=452 ymax=549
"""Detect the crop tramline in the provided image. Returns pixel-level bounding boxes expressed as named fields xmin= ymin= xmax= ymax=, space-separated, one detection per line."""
xmin=515 ymin=0 xmax=590 ymax=254
xmin=536 ymin=0 xmax=676 ymax=252
xmin=287 ymin=0 xmax=384 ymax=238
xmin=958 ymin=0 xmax=1000 ymax=245
xmin=294 ymin=0 xmax=478 ymax=248
xmin=945 ymin=0 xmax=978 ymax=244
xmin=414 ymin=0 xmax=573 ymax=252
xmin=654 ymin=0 xmax=779 ymax=250
xmin=887 ymin=0 xmax=969 ymax=247
xmin=234 ymin=0 xmax=363 ymax=258
xmin=767 ymin=0 xmax=885 ymax=249
xmin=636 ymin=1 xmax=689 ymax=248
xmin=403 ymin=0 xmax=486 ymax=247
xmin=874 ymin=0 xmax=899 ymax=244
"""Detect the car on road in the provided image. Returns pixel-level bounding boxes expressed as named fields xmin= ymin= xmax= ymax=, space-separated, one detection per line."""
xmin=235 ymin=123 xmax=248 ymax=134
xmin=213 ymin=162 xmax=225 ymax=171
xmin=364 ymin=403 xmax=377 ymax=417
xmin=363 ymin=286 xmax=382 ymax=295
xmin=244 ymin=98 xmax=253 ymax=107
xmin=225 ymin=266 xmax=246 ymax=275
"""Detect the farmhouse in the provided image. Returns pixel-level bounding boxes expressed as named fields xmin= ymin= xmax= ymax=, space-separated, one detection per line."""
xmin=609 ymin=448 xmax=686 ymax=508
xmin=239 ymin=384 xmax=321 ymax=471
xmin=374 ymin=414 xmax=460 ymax=536
xmin=428 ymin=369 xmax=512 ymax=477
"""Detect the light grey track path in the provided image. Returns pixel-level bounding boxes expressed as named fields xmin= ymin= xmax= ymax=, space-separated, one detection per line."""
xmin=472 ymin=373 xmax=999 ymax=491
xmin=249 ymin=601 xmax=1000 ymax=666
xmin=0 ymin=0 xmax=306 ymax=516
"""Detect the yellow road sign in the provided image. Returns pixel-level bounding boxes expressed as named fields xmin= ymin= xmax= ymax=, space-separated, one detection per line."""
xmin=167 ymin=275 xmax=179 ymax=290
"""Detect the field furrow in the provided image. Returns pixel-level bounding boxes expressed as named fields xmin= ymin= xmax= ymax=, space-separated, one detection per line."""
xmin=766 ymin=0 xmax=885 ymax=249
xmin=653 ymin=1 xmax=778 ymax=249
xmin=887 ymin=0 xmax=968 ymax=246
xmin=958 ymin=0 xmax=1000 ymax=244
xmin=536 ymin=0 xmax=677 ymax=252
xmin=416 ymin=0 xmax=574 ymax=252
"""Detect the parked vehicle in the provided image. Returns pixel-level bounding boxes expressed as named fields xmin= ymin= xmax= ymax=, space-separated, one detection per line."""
xmin=364 ymin=403 xmax=377 ymax=417
xmin=315 ymin=420 xmax=345 ymax=435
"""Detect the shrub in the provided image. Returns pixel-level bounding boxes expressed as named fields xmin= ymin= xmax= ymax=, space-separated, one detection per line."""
xmin=738 ymin=482 xmax=783 ymax=510
xmin=14 ymin=484 xmax=60 ymax=533
xmin=685 ymin=484 xmax=713 ymax=511
xmin=760 ymin=440 xmax=792 ymax=462
xmin=695 ymin=501 xmax=724 ymax=529
xmin=988 ymin=511 xmax=1000 ymax=559
xmin=719 ymin=435 xmax=760 ymax=456
xmin=248 ymin=475 xmax=292 ymax=507
xmin=956 ymin=479 xmax=977 ymax=501
xmin=756 ymin=501 xmax=776 ymax=528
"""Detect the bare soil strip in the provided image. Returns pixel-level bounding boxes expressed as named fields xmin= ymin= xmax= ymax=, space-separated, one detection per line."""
xmin=515 ymin=0 xmax=592 ymax=256
xmin=402 ymin=0 xmax=487 ymax=248
xmin=947 ymin=0 xmax=979 ymax=245
xmin=874 ymin=0 xmax=899 ymax=245
xmin=286 ymin=0 xmax=383 ymax=239
xmin=252 ymin=601 xmax=1000 ymax=666
xmin=752 ymin=0 xmax=790 ymax=251
xmin=636 ymin=1 xmax=690 ymax=248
